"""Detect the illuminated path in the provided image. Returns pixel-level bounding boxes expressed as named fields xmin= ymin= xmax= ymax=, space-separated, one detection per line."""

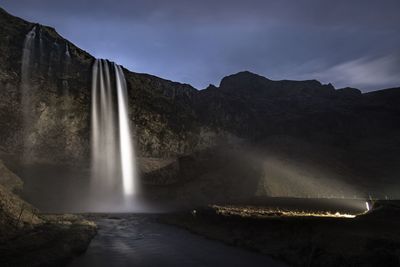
xmin=69 ymin=214 xmax=286 ymax=267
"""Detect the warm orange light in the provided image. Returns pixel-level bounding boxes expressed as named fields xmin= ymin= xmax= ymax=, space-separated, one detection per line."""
xmin=211 ymin=205 xmax=360 ymax=219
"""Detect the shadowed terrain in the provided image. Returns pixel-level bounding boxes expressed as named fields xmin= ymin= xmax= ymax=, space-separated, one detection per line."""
xmin=161 ymin=201 xmax=400 ymax=267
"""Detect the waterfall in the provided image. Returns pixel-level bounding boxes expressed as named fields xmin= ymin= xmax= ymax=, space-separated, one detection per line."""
xmin=65 ymin=43 xmax=71 ymax=58
xmin=115 ymin=64 xmax=135 ymax=196
xmin=21 ymin=26 xmax=37 ymax=114
xmin=62 ymin=43 xmax=71 ymax=94
xmin=91 ymin=59 xmax=138 ymax=207
xmin=20 ymin=25 xmax=39 ymax=162
xmin=21 ymin=26 xmax=36 ymax=87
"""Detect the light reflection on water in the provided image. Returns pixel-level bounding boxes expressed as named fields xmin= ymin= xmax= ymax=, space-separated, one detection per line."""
xmin=69 ymin=214 xmax=286 ymax=267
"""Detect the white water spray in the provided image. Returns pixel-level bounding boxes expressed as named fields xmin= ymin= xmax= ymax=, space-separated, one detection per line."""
xmin=91 ymin=59 xmax=138 ymax=207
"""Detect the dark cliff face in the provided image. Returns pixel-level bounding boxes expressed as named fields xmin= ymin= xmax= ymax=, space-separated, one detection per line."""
xmin=0 ymin=7 xmax=206 ymax=163
xmin=191 ymin=70 xmax=400 ymax=197
xmin=124 ymin=71 xmax=202 ymax=158
xmin=1 ymin=7 xmax=400 ymax=203
xmin=194 ymin=70 xmax=399 ymax=145
xmin=0 ymin=7 xmax=93 ymax=164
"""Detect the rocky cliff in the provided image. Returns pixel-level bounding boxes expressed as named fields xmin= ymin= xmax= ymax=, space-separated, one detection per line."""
xmin=0 ymin=7 xmax=208 ymax=164
xmin=1 ymin=7 xmax=400 ymax=206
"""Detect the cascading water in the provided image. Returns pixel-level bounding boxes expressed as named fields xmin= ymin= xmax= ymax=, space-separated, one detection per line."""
xmin=115 ymin=64 xmax=135 ymax=196
xmin=21 ymin=26 xmax=36 ymax=89
xmin=91 ymin=59 xmax=138 ymax=209
xmin=20 ymin=25 xmax=41 ymax=162
xmin=65 ymin=43 xmax=71 ymax=58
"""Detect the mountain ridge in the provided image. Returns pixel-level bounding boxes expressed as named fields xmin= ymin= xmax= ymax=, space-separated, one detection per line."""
xmin=2 ymin=6 xmax=398 ymax=95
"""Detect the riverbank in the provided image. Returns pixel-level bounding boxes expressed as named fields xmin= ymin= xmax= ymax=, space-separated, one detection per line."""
xmin=160 ymin=201 xmax=400 ymax=267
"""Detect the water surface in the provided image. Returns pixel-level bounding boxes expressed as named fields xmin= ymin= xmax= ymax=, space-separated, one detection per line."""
xmin=69 ymin=214 xmax=286 ymax=267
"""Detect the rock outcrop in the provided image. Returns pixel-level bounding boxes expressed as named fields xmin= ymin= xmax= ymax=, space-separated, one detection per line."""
xmin=0 ymin=160 xmax=41 ymax=240
xmin=0 ymin=159 xmax=96 ymax=266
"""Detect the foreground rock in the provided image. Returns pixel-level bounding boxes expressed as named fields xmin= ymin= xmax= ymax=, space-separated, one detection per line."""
xmin=0 ymin=160 xmax=96 ymax=267
xmin=161 ymin=201 xmax=400 ymax=267
xmin=0 ymin=214 xmax=96 ymax=267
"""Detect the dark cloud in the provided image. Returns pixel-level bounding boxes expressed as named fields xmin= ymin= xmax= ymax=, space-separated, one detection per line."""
xmin=2 ymin=0 xmax=400 ymax=91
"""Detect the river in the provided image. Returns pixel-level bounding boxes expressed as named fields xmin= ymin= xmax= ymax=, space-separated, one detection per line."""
xmin=69 ymin=214 xmax=286 ymax=267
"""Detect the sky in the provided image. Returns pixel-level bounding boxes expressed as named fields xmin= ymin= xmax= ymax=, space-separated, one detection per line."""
xmin=1 ymin=0 xmax=399 ymax=91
